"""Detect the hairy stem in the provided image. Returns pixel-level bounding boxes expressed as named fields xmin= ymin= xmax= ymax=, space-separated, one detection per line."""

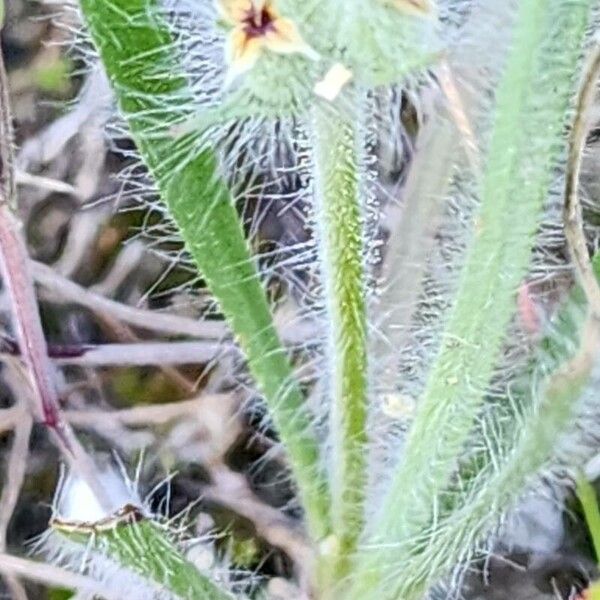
xmin=402 ymin=254 xmax=600 ymax=598
xmin=377 ymin=0 xmax=589 ymax=541
xmin=395 ymin=325 xmax=599 ymax=600
xmin=352 ymin=258 xmax=600 ymax=600
xmin=312 ymin=102 xmax=368 ymax=578
xmin=351 ymin=0 xmax=592 ymax=595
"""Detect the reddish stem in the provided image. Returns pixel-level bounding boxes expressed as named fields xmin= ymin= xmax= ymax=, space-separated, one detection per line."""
xmin=0 ymin=204 xmax=70 ymax=446
xmin=0 ymin=45 xmax=69 ymax=446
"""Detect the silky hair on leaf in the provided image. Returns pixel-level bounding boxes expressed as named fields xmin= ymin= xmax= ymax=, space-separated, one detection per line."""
xmin=27 ymin=0 xmax=600 ymax=599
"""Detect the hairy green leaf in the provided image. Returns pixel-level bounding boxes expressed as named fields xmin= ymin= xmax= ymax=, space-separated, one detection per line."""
xmin=78 ymin=0 xmax=331 ymax=541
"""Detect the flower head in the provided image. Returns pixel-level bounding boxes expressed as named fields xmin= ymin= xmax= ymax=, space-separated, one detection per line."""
xmin=218 ymin=0 xmax=318 ymax=84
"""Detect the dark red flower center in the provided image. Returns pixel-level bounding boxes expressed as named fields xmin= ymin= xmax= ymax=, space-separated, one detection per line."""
xmin=242 ymin=5 xmax=276 ymax=38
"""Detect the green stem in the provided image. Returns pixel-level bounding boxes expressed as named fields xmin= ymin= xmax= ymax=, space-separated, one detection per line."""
xmin=351 ymin=255 xmax=600 ymax=600
xmin=394 ymin=354 xmax=594 ymax=600
xmin=374 ymin=0 xmax=590 ymax=547
xmin=350 ymin=0 xmax=591 ymax=595
xmin=312 ymin=103 xmax=368 ymax=578
xmin=79 ymin=0 xmax=331 ymax=542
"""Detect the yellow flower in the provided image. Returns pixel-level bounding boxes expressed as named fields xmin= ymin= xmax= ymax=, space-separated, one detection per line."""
xmin=218 ymin=0 xmax=318 ymax=84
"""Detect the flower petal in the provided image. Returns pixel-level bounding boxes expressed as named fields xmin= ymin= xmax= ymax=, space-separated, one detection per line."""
xmin=264 ymin=17 xmax=319 ymax=59
xmin=217 ymin=0 xmax=253 ymax=24
xmin=224 ymin=27 xmax=263 ymax=84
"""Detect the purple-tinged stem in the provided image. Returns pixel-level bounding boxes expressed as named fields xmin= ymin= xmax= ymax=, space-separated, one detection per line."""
xmin=0 ymin=41 xmax=110 ymax=509
xmin=0 ymin=205 xmax=66 ymax=433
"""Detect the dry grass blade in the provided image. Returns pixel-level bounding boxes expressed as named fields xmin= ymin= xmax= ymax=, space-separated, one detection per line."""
xmin=0 ymin=401 xmax=32 ymax=551
xmin=0 ymin=30 xmax=109 ymax=508
xmin=0 ymin=553 xmax=122 ymax=600
xmin=207 ymin=465 xmax=314 ymax=590
xmin=564 ymin=42 xmax=600 ymax=319
xmin=32 ymin=260 xmax=227 ymax=339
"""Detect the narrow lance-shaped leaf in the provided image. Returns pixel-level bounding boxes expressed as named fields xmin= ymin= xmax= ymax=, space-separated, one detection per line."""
xmin=311 ymin=101 xmax=368 ymax=581
xmin=352 ymin=0 xmax=593 ymax=595
xmin=577 ymin=475 xmax=600 ymax=565
xmin=366 ymin=254 xmax=600 ymax=600
xmin=78 ymin=0 xmax=331 ymax=541
xmin=52 ymin=506 xmax=234 ymax=600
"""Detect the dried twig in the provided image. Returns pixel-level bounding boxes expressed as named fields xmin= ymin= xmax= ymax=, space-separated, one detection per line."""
xmin=557 ymin=36 xmax=600 ymax=452
xmin=566 ymin=42 xmax=600 ymax=481
xmin=15 ymin=169 xmax=77 ymax=197
xmin=437 ymin=59 xmax=481 ymax=174
xmin=0 ymin=39 xmax=109 ymax=508
xmin=0 ymin=205 xmax=63 ymax=428
xmin=64 ymin=396 xmax=217 ymax=428
xmin=0 ymin=404 xmax=33 ymax=552
xmin=207 ymin=465 xmax=314 ymax=590
xmin=51 ymin=208 xmax=112 ymax=278
xmin=0 ymin=405 xmax=24 ymax=435
xmin=90 ymin=240 xmax=146 ymax=297
xmin=33 ymin=259 xmax=319 ymax=347
xmin=3 ymin=356 xmax=111 ymax=506
xmin=0 ymin=33 xmax=63 ymax=432
xmin=60 ymin=340 xmax=218 ymax=366
xmin=0 ymin=44 xmax=30 ymax=591
xmin=564 ymin=42 xmax=600 ymax=318
xmin=32 ymin=260 xmax=227 ymax=339
xmin=0 ymin=553 xmax=122 ymax=600
xmin=0 ymin=397 xmax=32 ymax=598
xmin=52 ymin=340 xmax=220 ymax=365
xmin=90 ymin=309 xmax=200 ymax=395
xmin=2 ymin=574 xmax=28 ymax=600
xmin=17 ymin=69 xmax=111 ymax=172
xmin=0 ymin=333 xmax=220 ymax=366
